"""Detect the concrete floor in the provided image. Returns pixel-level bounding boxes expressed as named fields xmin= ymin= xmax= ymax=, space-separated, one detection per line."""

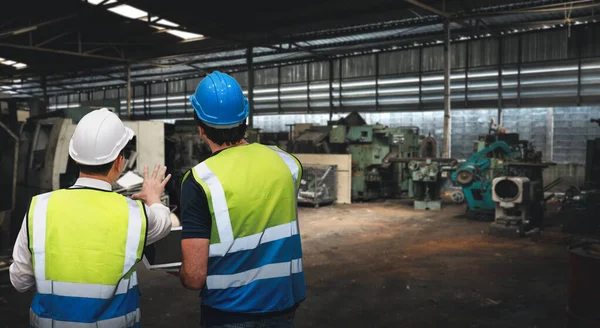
xmin=1 ymin=201 xmax=571 ymax=328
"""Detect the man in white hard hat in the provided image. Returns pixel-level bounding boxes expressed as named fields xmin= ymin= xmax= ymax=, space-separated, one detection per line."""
xmin=9 ymin=108 xmax=173 ymax=327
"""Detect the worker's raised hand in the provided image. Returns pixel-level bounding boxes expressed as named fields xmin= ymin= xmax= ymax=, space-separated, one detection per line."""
xmin=132 ymin=164 xmax=171 ymax=206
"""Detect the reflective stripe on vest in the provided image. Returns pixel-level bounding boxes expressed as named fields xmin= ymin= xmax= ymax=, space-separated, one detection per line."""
xmin=191 ymin=143 xmax=306 ymax=313
xmin=30 ymin=309 xmax=141 ymax=328
xmin=28 ymin=189 xmax=147 ymax=327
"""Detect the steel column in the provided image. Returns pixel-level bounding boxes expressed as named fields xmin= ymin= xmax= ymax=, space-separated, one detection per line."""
xmin=41 ymin=75 xmax=49 ymax=109
xmin=132 ymin=85 xmax=136 ymax=118
xmin=147 ymin=84 xmax=152 ymax=120
xmin=329 ymin=59 xmax=334 ymax=120
xmin=246 ymin=47 xmax=254 ymax=128
xmin=497 ymin=38 xmax=503 ymax=126
xmin=306 ymin=63 xmax=311 ymax=113
xmin=442 ymin=19 xmax=451 ymax=158
xmin=517 ymin=34 xmax=522 ymax=107
xmin=277 ymin=65 xmax=282 ymax=114
xmin=166 ymin=82 xmax=169 ymax=118
xmin=419 ymin=47 xmax=423 ymax=109
xmin=577 ymin=33 xmax=583 ymax=106
xmin=375 ymin=52 xmax=380 ymax=111
xmin=126 ymin=64 xmax=131 ymax=118
xmin=339 ymin=59 xmax=343 ymax=110
xmin=184 ymin=79 xmax=188 ymax=115
xmin=143 ymin=84 xmax=147 ymax=118
xmin=465 ymin=41 xmax=469 ymax=107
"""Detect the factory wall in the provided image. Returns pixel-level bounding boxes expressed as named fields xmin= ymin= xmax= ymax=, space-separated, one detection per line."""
xmin=47 ymin=25 xmax=600 ymax=165
xmin=254 ymin=106 xmax=600 ymax=164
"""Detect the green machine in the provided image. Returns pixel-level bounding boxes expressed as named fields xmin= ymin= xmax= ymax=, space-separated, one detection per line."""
xmin=288 ymin=112 xmax=421 ymax=201
xmin=343 ymin=123 xmax=420 ymax=200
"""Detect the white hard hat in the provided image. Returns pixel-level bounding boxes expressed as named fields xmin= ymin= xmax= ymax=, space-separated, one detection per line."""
xmin=69 ymin=108 xmax=134 ymax=165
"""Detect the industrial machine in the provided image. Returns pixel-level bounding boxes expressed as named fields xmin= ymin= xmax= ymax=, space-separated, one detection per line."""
xmin=490 ymin=176 xmax=544 ymax=238
xmin=346 ymin=123 xmax=420 ymax=200
xmin=384 ymin=135 xmax=458 ymax=210
xmin=452 ymin=119 xmax=551 ymax=222
xmin=288 ymin=112 xmax=422 ymax=201
xmin=559 ymin=118 xmax=600 ymax=233
xmin=0 ymin=99 xmax=20 ymax=253
xmin=585 ymin=118 xmax=600 ymax=189
xmin=297 ymin=164 xmax=337 ymax=207
xmin=403 ymin=137 xmax=457 ymax=210
xmin=164 ymin=119 xmax=211 ymax=212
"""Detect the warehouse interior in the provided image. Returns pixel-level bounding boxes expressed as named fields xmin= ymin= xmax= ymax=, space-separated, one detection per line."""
xmin=1 ymin=0 xmax=600 ymax=327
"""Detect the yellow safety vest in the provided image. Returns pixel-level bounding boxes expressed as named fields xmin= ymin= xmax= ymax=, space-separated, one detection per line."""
xmin=27 ymin=188 xmax=147 ymax=327
xmin=187 ymin=143 xmax=306 ymax=313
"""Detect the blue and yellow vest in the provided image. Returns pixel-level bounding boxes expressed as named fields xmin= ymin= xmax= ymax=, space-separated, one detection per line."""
xmin=188 ymin=143 xmax=306 ymax=313
xmin=27 ymin=188 xmax=148 ymax=327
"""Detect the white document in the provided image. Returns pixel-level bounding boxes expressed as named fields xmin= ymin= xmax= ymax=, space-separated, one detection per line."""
xmin=116 ymin=171 xmax=144 ymax=189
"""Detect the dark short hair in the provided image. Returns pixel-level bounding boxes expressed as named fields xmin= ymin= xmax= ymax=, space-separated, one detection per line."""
xmin=193 ymin=111 xmax=247 ymax=146
xmin=77 ymin=150 xmax=124 ymax=176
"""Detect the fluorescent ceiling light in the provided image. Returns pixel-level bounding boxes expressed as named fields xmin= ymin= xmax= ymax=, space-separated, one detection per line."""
xmin=108 ymin=5 xmax=147 ymax=19
xmin=0 ymin=57 xmax=4 ymax=61
xmin=1 ymin=86 xmax=11 ymax=90
xmin=13 ymin=63 xmax=27 ymax=69
xmin=166 ymin=30 xmax=204 ymax=40
xmin=87 ymin=0 xmax=117 ymax=4
xmin=1 ymin=60 xmax=16 ymax=66
xmin=157 ymin=19 xmax=179 ymax=27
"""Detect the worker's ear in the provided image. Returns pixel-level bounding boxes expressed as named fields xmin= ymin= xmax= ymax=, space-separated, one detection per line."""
xmin=197 ymin=126 xmax=205 ymax=137
xmin=114 ymin=153 xmax=125 ymax=172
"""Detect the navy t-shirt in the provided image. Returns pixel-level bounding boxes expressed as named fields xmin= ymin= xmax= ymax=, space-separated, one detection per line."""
xmin=180 ymin=172 xmax=212 ymax=240
xmin=180 ymin=149 xmax=224 ymax=240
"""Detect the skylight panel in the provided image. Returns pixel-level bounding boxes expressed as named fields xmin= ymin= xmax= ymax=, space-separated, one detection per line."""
xmin=108 ymin=4 xmax=147 ymax=19
xmin=87 ymin=0 xmax=117 ymax=5
xmin=91 ymin=2 xmax=203 ymax=41
xmin=166 ymin=30 xmax=204 ymax=40
xmin=157 ymin=19 xmax=179 ymax=27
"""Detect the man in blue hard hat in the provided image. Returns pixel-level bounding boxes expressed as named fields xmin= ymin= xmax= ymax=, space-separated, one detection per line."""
xmin=177 ymin=71 xmax=306 ymax=327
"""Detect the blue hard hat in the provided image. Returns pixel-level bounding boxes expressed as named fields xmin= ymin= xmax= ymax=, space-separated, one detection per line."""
xmin=189 ymin=71 xmax=249 ymax=128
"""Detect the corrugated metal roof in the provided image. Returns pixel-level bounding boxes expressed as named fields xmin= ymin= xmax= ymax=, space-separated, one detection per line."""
xmin=11 ymin=0 xmax=600 ymax=97
xmin=297 ymin=24 xmax=442 ymax=48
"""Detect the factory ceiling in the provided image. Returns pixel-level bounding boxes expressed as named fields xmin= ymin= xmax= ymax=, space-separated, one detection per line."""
xmin=0 ymin=0 xmax=599 ymax=97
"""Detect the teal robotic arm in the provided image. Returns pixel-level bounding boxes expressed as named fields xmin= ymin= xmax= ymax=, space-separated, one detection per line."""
xmin=451 ymin=141 xmax=516 ymax=218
